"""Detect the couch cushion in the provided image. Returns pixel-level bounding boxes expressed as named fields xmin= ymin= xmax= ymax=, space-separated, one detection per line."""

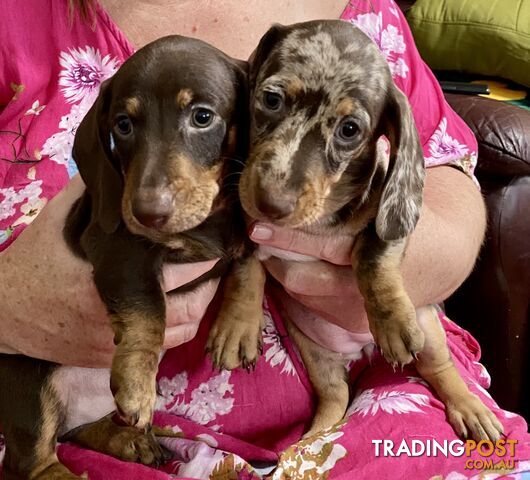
xmin=406 ymin=0 xmax=530 ymax=87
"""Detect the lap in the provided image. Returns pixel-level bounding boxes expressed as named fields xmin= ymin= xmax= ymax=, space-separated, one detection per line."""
xmin=2 ymin=298 xmax=529 ymax=480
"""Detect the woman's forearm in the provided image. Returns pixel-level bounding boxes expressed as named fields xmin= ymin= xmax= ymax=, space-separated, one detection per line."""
xmin=0 ymin=176 xmax=220 ymax=366
xmin=402 ymin=166 xmax=487 ymax=307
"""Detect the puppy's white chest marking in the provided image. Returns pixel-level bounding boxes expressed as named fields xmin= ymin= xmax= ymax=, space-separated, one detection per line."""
xmin=52 ymin=366 xmax=115 ymax=436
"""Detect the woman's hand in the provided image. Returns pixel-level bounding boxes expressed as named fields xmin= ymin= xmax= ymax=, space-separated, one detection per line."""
xmin=0 ymin=175 xmax=220 ymax=367
xmin=250 ymin=222 xmax=369 ymax=334
xmin=249 ymin=166 xmax=486 ymax=339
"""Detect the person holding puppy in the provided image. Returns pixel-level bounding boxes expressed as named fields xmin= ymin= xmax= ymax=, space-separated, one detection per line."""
xmin=1 ymin=0 xmax=529 ymax=478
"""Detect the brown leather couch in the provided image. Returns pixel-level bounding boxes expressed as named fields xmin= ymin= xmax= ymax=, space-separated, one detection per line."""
xmin=397 ymin=0 xmax=530 ymax=420
xmin=444 ymin=96 xmax=530 ymax=421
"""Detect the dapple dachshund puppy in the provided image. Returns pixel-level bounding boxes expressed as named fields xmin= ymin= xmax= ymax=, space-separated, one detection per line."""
xmin=0 ymin=36 xmax=263 ymax=479
xmin=207 ymin=20 xmax=504 ymax=441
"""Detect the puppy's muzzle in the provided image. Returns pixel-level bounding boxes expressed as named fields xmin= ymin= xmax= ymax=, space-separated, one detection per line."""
xmin=132 ymin=188 xmax=173 ymax=230
xmin=253 ymin=182 xmax=297 ymax=221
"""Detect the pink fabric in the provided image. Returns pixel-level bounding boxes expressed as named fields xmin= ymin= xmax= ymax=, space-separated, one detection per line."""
xmin=1 ymin=0 xmax=529 ymax=478
xmin=49 ymin=299 xmax=530 ymax=479
xmin=0 ymin=0 xmax=133 ymax=248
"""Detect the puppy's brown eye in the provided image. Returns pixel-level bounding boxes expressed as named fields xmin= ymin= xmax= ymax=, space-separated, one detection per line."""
xmin=191 ymin=108 xmax=214 ymax=128
xmin=336 ymin=118 xmax=360 ymax=142
xmin=263 ymin=91 xmax=283 ymax=111
xmin=114 ymin=114 xmax=133 ymax=136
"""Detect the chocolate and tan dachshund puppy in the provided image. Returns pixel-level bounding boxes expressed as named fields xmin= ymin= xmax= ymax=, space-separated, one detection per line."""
xmin=0 ymin=36 xmax=263 ymax=479
xmin=207 ymin=20 xmax=503 ymax=442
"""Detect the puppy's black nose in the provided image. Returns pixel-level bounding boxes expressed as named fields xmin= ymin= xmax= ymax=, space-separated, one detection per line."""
xmin=132 ymin=190 xmax=173 ymax=230
xmin=255 ymin=187 xmax=296 ymax=220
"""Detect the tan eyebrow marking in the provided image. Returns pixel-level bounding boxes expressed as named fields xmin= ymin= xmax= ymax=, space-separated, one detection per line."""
xmin=124 ymin=97 xmax=141 ymax=117
xmin=286 ymin=77 xmax=304 ymax=98
xmin=336 ymin=98 xmax=355 ymax=116
xmin=176 ymin=88 xmax=194 ymax=109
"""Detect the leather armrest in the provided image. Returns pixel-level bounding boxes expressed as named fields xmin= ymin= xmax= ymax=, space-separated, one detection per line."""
xmin=396 ymin=0 xmax=530 ymax=177
xmin=445 ymin=94 xmax=530 ymax=177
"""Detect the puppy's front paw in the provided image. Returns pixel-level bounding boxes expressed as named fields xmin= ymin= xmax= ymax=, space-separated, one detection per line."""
xmin=110 ymin=354 xmax=157 ymax=429
xmin=103 ymin=427 xmax=171 ymax=466
xmin=447 ymin=393 xmax=504 ymax=442
xmin=370 ymin=297 xmax=424 ymax=366
xmin=206 ymin=307 xmax=263 ymax=371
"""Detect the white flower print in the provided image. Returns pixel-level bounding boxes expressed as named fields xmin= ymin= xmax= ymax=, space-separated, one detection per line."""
xmin=185 ymin=371 xmax=234 ymax=425
xmin=59 ymin=100 xmax=92 ymax=133
xmin=157 ymin=371 xmax=189 ymax=407
xmin=390 ymin=57 xmax=409 ymax=79
xmin=380 ymin=24 xmax=406 ymax=56
xmin=0 ymin=180 xmax=43 ymax=221
xmin=262 ymin=301 xmax=297 ymax=376
xmin=41 ymin=100 xmax=92 ymax=168
xmin=406 ymin=376 xmax=429 ymax=388
xmin=350 ymin=12 xmax=409 ymax=78
xmin=502 ymin=409 xmax=519 ymax=419
xmin=389 ymin=6 xmax=400 ymax=18
xmin=43 ymin=47 xmax=119 ymax=175
xmin=41 ymin=129 xmax=74 ymax=168
xmin=351 ymin=11 xmax=383 ymax=46
xmin=473 ymin=361 xmax=492 ymax=388
xmin=425 ymin=118 xmax=471 ymax=165
xmin=0 ymin=187 xmax=19 ymax=220
xmin=156 ymin=370 xmax=235 ymax=427
xmin=59 ymin=46 xmax=119 ymax=104
xmin=24 ymin=100 xmax=46 ymax=116
xmin=12 ymin=197 xmax=47 ymax=227
xmin=347 ymin=388 xmax=430 ymax=416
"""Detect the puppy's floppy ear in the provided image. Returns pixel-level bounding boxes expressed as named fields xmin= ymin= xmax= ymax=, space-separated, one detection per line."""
xmin=248 ymin=24 xmax=286 ymax=89
xmin=73 ymin=78 xmax=123 ymax=234
xmin=375 ymin=85 xmax=425 ymax=241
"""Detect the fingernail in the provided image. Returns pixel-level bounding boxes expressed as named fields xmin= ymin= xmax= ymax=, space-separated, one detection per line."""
xmin=250 ymin=223 xmax=273 ymax=241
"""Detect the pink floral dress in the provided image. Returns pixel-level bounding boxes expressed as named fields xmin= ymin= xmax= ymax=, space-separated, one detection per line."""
xmin=1 ymin=1 xmax=529 ymax=479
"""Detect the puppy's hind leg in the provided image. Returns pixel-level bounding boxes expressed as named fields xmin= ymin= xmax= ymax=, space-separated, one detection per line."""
xmin=0 ymin=356 xmax=83 ymax=480
xmin=285 ymin=320 xmax=350 ymax=439
xmin=415 ymin=306 xmax=504 ymax=442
